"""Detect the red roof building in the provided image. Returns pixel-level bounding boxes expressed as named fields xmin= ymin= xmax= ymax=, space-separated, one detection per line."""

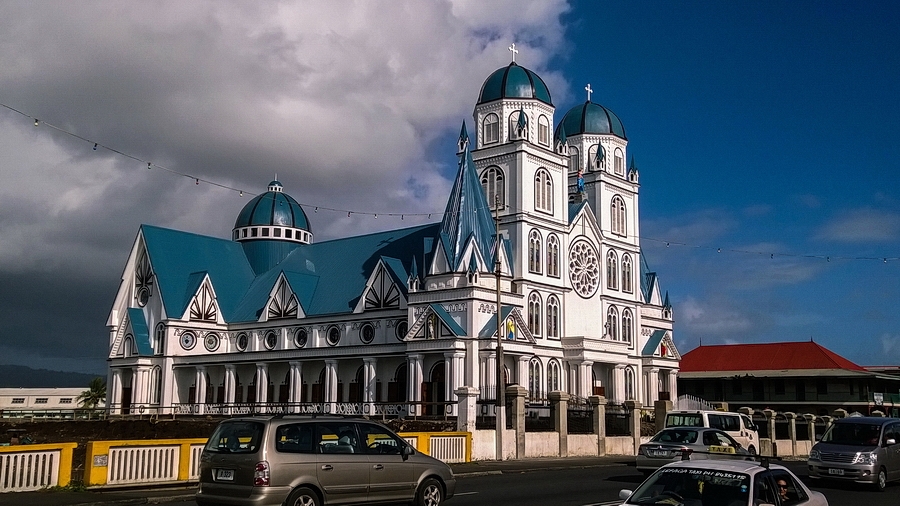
xmin=677 ymin=341 xmax=900 ymax=416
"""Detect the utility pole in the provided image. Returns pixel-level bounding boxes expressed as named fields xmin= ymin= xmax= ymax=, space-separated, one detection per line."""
xmin=494 ymin=194 xmax=505 ymax=460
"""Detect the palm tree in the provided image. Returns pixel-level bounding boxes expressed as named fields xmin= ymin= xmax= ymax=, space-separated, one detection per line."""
xmin=76 ymin=377 xmax=107 ymax=409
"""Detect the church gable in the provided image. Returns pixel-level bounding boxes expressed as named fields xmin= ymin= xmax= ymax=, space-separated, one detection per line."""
xmin=568 ymin=203 xmax=603 ymax=244
xmin=404 ymin=304 xmax=467 ymax=340
xmin=477 ymin=306 xmax=535 ymax=344
xmin=262 ymin=273 xmax=305 ymax=321
xmin=642 ymin=329 xmax=680 ymax=360
xmin=354 ymin=258 xmax=406 ymax=313
xmin=183 ymin=275 xmax=222 ymax=324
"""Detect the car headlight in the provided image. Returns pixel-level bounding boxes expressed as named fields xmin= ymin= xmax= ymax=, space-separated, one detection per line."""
xmin=808 ymin=449 xmax=819 ymax=460
xmin=853 ymin=452 xmax=877 ymax=465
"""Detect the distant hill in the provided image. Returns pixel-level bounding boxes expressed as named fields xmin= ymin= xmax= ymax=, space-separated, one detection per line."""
xmin=0 ymin=365 xmax=101 ymax=388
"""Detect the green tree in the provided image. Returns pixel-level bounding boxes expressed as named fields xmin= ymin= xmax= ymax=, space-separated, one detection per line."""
xmin=76 ymin=377 xmax=107 ymax=409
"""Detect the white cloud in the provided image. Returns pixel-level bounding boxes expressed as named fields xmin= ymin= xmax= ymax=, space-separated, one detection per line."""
xmin=815 ymin=208 xmax=900 ymax=242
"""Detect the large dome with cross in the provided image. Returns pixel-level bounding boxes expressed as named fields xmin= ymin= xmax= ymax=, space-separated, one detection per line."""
xmin=556 ymin=99 xmax=627 ymax=140
xmin=477 ymin=59 xmax=553 ymax=106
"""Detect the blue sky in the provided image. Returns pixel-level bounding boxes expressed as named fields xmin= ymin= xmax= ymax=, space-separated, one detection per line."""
xmin=0 ymin=1 xmax=898 ymax=373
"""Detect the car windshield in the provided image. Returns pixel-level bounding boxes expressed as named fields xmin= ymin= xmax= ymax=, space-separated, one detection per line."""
xmin=204 ymin=421 xmax=264 ymax=454
xmin=667 ymin=414 xmax=703 ymax=427
xmin=626 ymin=466 xmax=750 ymax=505
xmin=651 ymin=429 xmax=699 ymax=444
xmin=821 ymin=423 xmax=882 ymax=446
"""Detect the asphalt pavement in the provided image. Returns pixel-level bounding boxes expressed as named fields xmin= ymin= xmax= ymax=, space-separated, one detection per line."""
xmin=0 ymin=456 xmax=634 ymax=506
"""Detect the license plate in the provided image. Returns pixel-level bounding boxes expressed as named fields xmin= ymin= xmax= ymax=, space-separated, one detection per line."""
xmin=216 ymin=469 xmax=235 ymax=481
xmin=828 ymin=468 xmax=844 ymax=476
xmin=648 ymin=450 xmax=669 ymax=457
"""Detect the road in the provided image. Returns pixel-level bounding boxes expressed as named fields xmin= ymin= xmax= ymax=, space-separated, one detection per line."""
xmin=168 ymin=459 xmax=896 ymax=505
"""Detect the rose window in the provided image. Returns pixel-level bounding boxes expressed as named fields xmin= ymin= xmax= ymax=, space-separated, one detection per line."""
xmin=569 ymin=240 xmax=600 ymax=298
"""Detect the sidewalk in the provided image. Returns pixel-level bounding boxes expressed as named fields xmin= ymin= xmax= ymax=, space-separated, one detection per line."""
xmin=0 ymin=456 xmax=631 ymax=506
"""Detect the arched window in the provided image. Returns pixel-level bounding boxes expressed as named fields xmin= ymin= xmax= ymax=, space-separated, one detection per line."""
xmin=546 ymin=295 xmax=560 ymax=339
xmin=528 ymin=292 xmax=542 ymax=338
xmin=149 ymin=365 xmax=162 ymax=404
xmin=622 ymin=254 xmax=633 ymax=293
xmin=534 ymin=169 xmax=553 ymax=213
xmin=625 ymin=367 xmax=635 ymax=400
xmin=622 ymin=308 xmax=633 ymax=344
xmin=483 ymin=113 xmax=499 ymax=145
xmin=614 ymin=147 xmax=624 ymax=175
xmin=546 ymin=234 xmax=560 ymax=277
xmin=568 ymin=146 xmax=580 ymax=174
xmin=606 ymin=306 xmax=619 ymax=341
xmin=606 ymin=250 xmax=619 ymax=290
xmin=547 ymin=360 xmax=561 ymax=393
xmin=589 ymin=143 xmax=605 ymax=170
xmin=122 ymin=335 xmax=134 ymax=357
xmin=528 ymin=229 xmax=542 ymax=274
xmin=538 ymin=115 xmax=550 ymax=146
xmin=610 ymin=196 xmax=627 ymax=236
xmin=528 ymin=358 xmax=543 ymax=402
xmin=509 ymin=111 xmax=528 ymax=140
xmin=481 ymin=166 xmax=505 ymax=210
xmin=154 ymin=323 xmax=165 ymax=355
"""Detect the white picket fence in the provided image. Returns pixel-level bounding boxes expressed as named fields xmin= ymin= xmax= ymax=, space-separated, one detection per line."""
xmin=0 ymin=450 xmax=60 ymax=492
xmin=106 ymin=443 xmax=205 ymax=485
xmin=429 ymin=435 xmax=467 ymax=463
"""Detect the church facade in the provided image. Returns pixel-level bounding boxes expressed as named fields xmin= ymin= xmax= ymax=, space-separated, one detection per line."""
xmin=105 ymin=56 xmax=680 ymax=417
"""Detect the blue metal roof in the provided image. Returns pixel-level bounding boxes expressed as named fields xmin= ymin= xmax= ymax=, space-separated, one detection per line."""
xmin=555 ymin=101 xmax=626 ymax=140
xmin=477 ymin=305 xmax=516 ymax=339
xmin=430 ymin=304 xmax=467 ymax=337
xmin=568 ymin=201 xmax=588 ymax=224
xmin=478 ymin=63 xmax=553 ymax=105
xmin=141 ymin=225 xmax=256 ymax=320
xmin=234 ymin=190 xmax=310 ymax=230
xmin=126 ymin=307 xmax=153 ymax=356
xmin=642 ymin=329 xmax=666 ymax=356
xmin=439 ymin=143 xmax=497 ymax=271
xmin=640 ymin=251 xmax=656 ymax=304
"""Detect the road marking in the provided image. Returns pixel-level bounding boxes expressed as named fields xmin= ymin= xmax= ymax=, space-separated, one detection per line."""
xmin=454 ymin=491 xmax=479 ymax=496
xmin=580 ymin=502 xmax=621 ymax=506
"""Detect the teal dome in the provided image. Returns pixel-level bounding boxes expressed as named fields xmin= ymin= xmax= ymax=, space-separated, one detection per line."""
xmin=477 ymin=62 xmax=553 ymax=106
xmin=556 ymin=101 xmax=626 ymax=140
xmin=234 ymin=181 xmax=310 ymax=231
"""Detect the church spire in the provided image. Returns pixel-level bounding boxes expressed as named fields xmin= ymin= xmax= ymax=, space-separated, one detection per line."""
xmin=457 ymin=121 xmax=469 ymax=154
xmin=439 ymin=139 xmax=496 ymax=271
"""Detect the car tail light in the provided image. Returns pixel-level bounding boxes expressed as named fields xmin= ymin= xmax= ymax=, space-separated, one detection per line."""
xmin=254 ymin=461 xmax=270 ymax=487
xmin=679 ymin=448 xmax=693 ymax=460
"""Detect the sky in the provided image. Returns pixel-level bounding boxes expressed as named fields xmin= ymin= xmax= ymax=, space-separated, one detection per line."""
xmin=0 ymin=1 xmax=898 ymax=375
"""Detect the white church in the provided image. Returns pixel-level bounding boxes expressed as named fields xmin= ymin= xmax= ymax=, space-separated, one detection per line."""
xmin=105 ymin=51 xmax=680 ymax=417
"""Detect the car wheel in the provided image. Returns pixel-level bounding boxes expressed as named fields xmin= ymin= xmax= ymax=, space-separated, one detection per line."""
xmin=415 ymin=477 xmax=443 ymax=506
xmin=747 ymin=445 xmax=756 ymax=455
xmin=287 ymin=486 xmax=320 ymax=506
xmin=875 ymin=468 xmax=887 ymax=492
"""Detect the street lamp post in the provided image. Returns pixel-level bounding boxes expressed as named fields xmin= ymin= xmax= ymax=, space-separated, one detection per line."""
xmin=494 ymin=195 xmax=505 ymax=460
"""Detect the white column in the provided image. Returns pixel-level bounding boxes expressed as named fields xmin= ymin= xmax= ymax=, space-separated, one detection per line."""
xmin=255 ymin=363 xmax=269 ymax=409
xmin=407 ymin=354 xmax=423 ymax=415
xmin=324 ymin=360 xmax=338 ymax=410
xmin=482 ymin=351 xmax=497 ymax=400
xmin=363 ymin=357 xmax=377 ymax=414
xmin=613 ymin=365 xmax=626 ymax=402
xmin=579 ymin=361 xmax=593 ymax=399
xmin=110 ymin=369 xmax=123 ymax=415
xmin=517 ymin=355 xmax=529 ymax=391
xmin=443 ymin=354 xmax=453 ymax=414
xmin=224 ymin=365 xmax=236 ymax=414
xmin=568 ymin=362 xmax=578 ymax=395
xmin=669 ymin=369 xmax=679 ymax=402
xmin=446 ymin=352 xmax=464 ymax=416
xmin=647 ymin=368 xmax=660 ymax=405
xmin=195 ymin=366 xmax=208 ymax=414
xmin=289 ymin=361 xmax=303 ymax=411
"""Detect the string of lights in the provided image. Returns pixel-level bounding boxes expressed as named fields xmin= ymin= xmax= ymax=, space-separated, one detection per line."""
xmin=3 ymin=102 xmax=897 ymax=263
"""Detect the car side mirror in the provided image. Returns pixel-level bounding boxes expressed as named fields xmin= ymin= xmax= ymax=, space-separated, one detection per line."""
xmin=619 ymin=490 xmax=633 ymax=500
xmin=402 ymin=444 xmax=414 ymax=460
xmin=885 ymin=438 xmax=896 ymax=446
xmin=815 ymin=434 xmax=822 ymax=441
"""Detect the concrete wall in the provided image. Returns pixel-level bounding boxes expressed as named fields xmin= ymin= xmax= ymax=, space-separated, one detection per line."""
xmin=773 ymin=439 xmax=811 ymax=458
xmin=472 ymin=429 xmax=518 ymax=461
xmin=605 ymin=436 xmax=637 ymax=456
xmin=568 ymin=434 xmax=599 ymax=457
xmin=525 ymin=432 xmax=559 ymax=458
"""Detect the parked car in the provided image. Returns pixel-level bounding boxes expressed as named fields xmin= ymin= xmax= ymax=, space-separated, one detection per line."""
xmin=637 ymin=427 xmax=750 ymax=475
xmin=807 ymin=416 xmax=900 ymax=491
xmin=196 ymin=415 xmax=456 ymax=506
xmin=619 ymin=457 xmax=828 ymax=506
xmin=665 ymin=410 xmax=760 ymax=455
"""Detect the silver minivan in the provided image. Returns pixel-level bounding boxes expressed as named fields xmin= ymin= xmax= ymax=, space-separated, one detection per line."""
xmin=808 ymin=416 xmax=900 ymax=491
xmin=196 ymin=415 xmax=456 ymax=506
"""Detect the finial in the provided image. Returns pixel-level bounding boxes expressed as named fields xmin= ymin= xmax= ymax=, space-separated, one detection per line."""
xmin=508 ymin=43 xmax=518 ymax=63
xmin=585 ymin=83 xmax=593 ymax=102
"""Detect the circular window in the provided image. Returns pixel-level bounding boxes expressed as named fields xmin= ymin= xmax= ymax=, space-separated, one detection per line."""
xmin=236 ymin=332 xmax=249 ymax=352
xmin=137 ymin=286 xmax=151 ymax=307
xmin=326 ymin=326 xmax=341 ymax=346
xmin=294 ymin=328 xmax=308 ymax=348
xmin=204 ymin=332 xmax=220 ymax=352
xmin=264 ymin=331 xmax=278 ymax=350
xmin=395 ymin=320 xmax=408 ymax=341
xmin=360 ymin=323 xmax=375 ymax=344
xmin=180 ymin=331 xmax=197 ymax=350
xmin=568 ymin=240 xmax=600 ymax=298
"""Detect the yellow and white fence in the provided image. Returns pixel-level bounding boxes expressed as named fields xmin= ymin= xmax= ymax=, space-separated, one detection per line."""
xmin=0 ymin=443 xmax=77 ymax=492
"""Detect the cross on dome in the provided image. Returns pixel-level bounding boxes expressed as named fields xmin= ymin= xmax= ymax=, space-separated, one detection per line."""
xmin=508 ymin=43 xmax=518 ymax=63
xmin=585 ymin=84 xmax=593 ymax=102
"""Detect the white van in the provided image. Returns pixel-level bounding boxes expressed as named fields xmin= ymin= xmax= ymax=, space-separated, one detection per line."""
xmin=664 ymin=410 xmax=760 ymax=455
